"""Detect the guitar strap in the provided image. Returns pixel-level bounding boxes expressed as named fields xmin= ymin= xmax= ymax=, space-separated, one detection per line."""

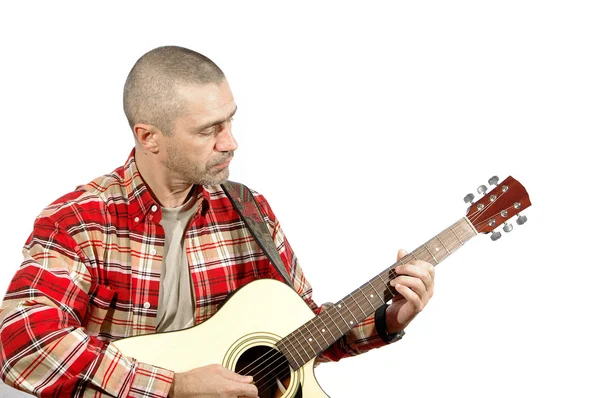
xmin=221 ymin=181 xmax=295 ymax=288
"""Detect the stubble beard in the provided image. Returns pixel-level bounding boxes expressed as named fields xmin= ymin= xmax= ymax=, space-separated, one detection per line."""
xmin=166 ymin=146 xmax=233 ymax=186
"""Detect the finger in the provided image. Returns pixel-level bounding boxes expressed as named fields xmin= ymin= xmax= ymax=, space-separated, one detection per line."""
xmin=235 ymin=382 xmax=259 ymax=397
xmin=390 ymin=275 xmax=428 ymax=298
xmin=395 ymin=262 xmax=435 ymax=286
xmin=392 ymin=268 xmax=433 ymax=290
xmin=397 ymin=249 xmax=408 ymax=261
xmin=393 ymin=283 xmax=426 ymax=312
xmin=219 ymin=366 xmax=253 ymax=383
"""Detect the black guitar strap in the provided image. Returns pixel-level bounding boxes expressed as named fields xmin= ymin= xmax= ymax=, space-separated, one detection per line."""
xmin=221 ymin=181 xmax=295 ymax=288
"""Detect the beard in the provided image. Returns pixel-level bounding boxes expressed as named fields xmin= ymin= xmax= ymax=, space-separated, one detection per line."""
xmin=166 ymin=144 xmax=233 ymax=186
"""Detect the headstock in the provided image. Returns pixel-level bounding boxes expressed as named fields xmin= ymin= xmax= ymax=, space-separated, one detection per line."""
xmin=465 ymin=176 xmax=531 ymax=240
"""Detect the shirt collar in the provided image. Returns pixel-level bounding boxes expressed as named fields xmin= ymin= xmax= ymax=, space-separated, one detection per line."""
xmin=122 ymin=149 xmax=211 ymax=226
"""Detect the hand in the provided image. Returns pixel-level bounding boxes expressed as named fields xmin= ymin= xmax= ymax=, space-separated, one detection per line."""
xmin=385 ymin=249 xmax=435 ymax=334
xmin=169 ymin=364 xmax=258 ymax=398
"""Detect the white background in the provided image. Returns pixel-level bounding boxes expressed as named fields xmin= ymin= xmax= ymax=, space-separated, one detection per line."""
xmin=0 ymin=1 xmax=598 ymax=397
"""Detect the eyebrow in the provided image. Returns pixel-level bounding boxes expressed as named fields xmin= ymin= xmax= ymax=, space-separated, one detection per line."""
xmin=197 ymin=106 xmax=238 ymax=132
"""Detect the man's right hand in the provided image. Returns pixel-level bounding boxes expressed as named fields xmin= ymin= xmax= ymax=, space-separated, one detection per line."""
xmin=169 ymin=364 xmax=258 ymax=397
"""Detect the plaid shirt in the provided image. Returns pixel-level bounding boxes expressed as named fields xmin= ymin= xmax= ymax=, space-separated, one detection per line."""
xmin=0 ymin=150 xmax=390 ymax=397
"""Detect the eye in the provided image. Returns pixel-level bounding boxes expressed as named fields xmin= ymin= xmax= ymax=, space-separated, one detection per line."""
xmin=200 ymin=125 xmax=217 ymax=135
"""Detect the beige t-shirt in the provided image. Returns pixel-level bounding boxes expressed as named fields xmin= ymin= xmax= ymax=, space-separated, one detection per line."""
xmin=156 ymin=196 xmax=198 ymax=332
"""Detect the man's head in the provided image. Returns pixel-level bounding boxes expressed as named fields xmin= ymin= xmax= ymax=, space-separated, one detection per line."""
xmin=124 ymin=46 xmax=237 ymax=187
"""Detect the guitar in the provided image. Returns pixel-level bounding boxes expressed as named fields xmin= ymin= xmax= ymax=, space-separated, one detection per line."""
xmin=113 ymin=175 xmax=531 ymax=397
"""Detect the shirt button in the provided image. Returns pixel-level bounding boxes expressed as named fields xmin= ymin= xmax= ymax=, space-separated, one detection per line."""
xmin=150 ymin=249 xmax=157 ymax=255
xmin=151 ymin=205 xmax=158 ymax=212
xmin=143 ymin=302 xmax=151 ymax=309
xmin=134 ymin=217 xmax=140 ymax=222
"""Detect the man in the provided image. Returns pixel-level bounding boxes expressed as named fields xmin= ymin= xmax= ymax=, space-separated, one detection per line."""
xmin=0 ymin=46 xmax=435 ymax=397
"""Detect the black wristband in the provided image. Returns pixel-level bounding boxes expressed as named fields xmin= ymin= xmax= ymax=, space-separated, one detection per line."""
xmin=375 ymin=303 xmax=405 ymax=343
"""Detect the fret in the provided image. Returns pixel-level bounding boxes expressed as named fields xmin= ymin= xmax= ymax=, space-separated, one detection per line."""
xmin=422 ymin=244 xmax=439 ymax=264
xmin=346 ymin=293 xmax=368 ymax=322
xmin=314 ymin=312 xmax=337 ymax=344
xmin=356 ymin=286 xmax=379 ymax=313
xmin=307 ymin=319 xmax=330 ymax=350
xmin=449 ymin=225 xmax=464 ymax=245
xmin=375 ymin=272 xmax=397 ymax=298
xmin=331 ymin=303 xmax=352 ymax=329
xmin=298 ymin=322 xmax=325 ymax=356
xmin=440 ymin=230 xmax=461 ymax=254
xmin=278 ymin=331 xmax=306 ymax=369
xmin=412 ymin=246 xmax=429 ymax=263
xmin=294 ymin=327 xmax=316 ymax=362
xmin=321 ymin=307 xmax=345 ymax=336
xmin=339 ymin=297 xmax=360 ymax=327
xmin=436 ymin=235 xmax=450 ymax=254
xmin=366 ymin=279 xmax=386 ymax=304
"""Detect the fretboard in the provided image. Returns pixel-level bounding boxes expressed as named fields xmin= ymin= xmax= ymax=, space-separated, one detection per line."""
xmin=277 ymin=217 xmax=478 ymax=370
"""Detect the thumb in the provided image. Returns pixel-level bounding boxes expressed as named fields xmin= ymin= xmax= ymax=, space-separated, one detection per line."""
xmin=397 ymin=249 xmax=408 ymax=261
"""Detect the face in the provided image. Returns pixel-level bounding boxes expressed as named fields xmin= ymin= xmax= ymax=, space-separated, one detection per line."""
xmin=163 ymin=80 xmax=238 ymax=186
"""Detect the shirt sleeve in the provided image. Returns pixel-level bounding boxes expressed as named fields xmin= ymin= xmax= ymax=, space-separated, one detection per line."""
xmin=253 ymin=191 xmax=397 ymax=365
xmin=0 ymin=210 xmax=174 ymax=397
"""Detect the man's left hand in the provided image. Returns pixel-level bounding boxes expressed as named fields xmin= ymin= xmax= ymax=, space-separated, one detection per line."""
xmin=385 ymin=249 xmax=435 ymax=334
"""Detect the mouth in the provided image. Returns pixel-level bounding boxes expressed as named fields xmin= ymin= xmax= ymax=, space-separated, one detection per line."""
xmin=212 ymin=156 xmax=232 ymax=169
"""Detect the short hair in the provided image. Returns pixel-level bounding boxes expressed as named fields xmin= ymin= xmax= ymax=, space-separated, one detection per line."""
xmin=123 ymin=46 xmax=225 ymax=135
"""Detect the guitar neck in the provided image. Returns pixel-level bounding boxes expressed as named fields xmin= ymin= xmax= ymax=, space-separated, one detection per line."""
xmin=277 ymin=216 xmax=478 ymax=370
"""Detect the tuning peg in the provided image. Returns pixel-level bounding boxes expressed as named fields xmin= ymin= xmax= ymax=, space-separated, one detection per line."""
xmin=488 ymin=176 xmax=499 ymax=186
xmin=491 ymin=231 xmax=502 ymax=241
xmin=516 ymin=214 xmax=528 ymax=225
xmin=464 ymin=193 xmax=475 ymax=204
xmin=503 ymin=222 xmax=513 ymax=233
xmin=477 ymin=185 xmax=488 ymax=195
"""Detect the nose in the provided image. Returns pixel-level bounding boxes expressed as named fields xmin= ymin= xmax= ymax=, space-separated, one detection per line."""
xmin=215 ymin=125 xmax=238 ymax=152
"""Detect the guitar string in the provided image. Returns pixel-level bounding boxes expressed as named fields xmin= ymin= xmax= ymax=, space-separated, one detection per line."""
xmin=248 ymin=204 xmax=525 ymax=391
xmin=239 ymin=254 xmax=436 ymax=389
xmin=236 ymin=263 xmax=403 ymax=379
xmin=238 ymin=224 xmax=474 ymax=391
xmin=247 ymin=262 xmax=432 ymax=392
xmin=237 ymin=272 xmax=397 ymax=387
xmin=468 ymin=186 xmax=517 ymax=226
xmin=250 ymin=213 xmax=523 ymax=393
xmin=238 ymin=224 xmax=470 ymax=381
xmin=471 ymin=207 xmax=516 ymax=232
xmin=235 ymin=253 xmax=409 ymax=376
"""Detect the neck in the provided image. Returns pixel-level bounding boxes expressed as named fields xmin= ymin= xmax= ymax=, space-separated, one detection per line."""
xmin=134 ymin=148 xmax=194 ymax=208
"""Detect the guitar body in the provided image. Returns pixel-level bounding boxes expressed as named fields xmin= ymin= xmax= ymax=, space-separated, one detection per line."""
xmin=114 ymin=176 xmax=531 ymax=397
xmin=113 ymin=279 xmax=328 ymax=397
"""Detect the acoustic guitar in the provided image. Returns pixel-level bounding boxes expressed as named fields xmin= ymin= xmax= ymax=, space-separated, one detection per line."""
xmin=114 ymin=175 xmax=531 ymax=397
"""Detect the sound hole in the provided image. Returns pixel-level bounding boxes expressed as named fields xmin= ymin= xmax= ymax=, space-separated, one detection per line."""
xmin=234 ymin=345 xmax=295 ymax=398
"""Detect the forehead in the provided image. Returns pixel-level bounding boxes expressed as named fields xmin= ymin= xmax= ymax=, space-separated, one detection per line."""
xmin=175 ymin=80 xmax=236 ymax=124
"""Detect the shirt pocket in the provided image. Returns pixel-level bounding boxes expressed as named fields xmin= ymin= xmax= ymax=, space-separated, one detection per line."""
xmin=83 ymin=284 xmax=116 ymax=337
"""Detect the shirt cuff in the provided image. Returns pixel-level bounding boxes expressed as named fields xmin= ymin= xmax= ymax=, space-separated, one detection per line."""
xmin=374 ymin=303 xmax=405 ymax=343
xmin=126 ymin=362 xmax=174 ymax=398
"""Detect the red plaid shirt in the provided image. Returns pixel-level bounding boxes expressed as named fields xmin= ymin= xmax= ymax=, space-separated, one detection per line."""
xmin=0 ymin=150 xmax=390 ymax=397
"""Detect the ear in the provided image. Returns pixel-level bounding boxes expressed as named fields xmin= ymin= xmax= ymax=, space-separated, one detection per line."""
xmin=133 ymin=123 xmax=163 ymax=153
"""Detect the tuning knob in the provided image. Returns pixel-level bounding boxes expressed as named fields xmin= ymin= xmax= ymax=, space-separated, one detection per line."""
xmin=491 ymin=231 xmax=502 ymax=241
xmin=488 ymin=176 xmax=499 ymax=186
xmin=477 ymin=185 xmax=488 ymax=195
xmin=464 ymin=193 xmax=475 ymax=204
xmin=503 ymin=222 xmax=513 ymax=233
xmin=516 ymin=214 xmax=528 ymax=225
